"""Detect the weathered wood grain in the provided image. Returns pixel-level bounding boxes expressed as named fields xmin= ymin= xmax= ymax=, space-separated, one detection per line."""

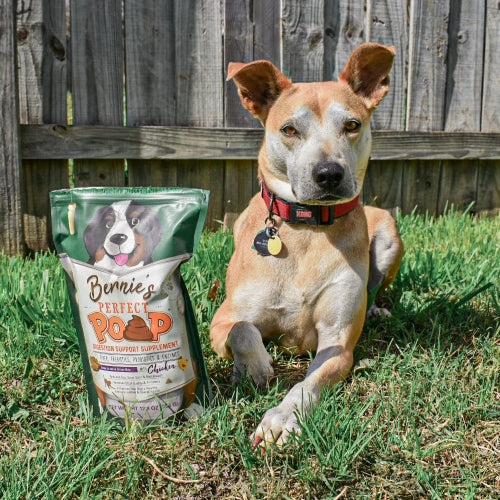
xmin=444 ymin=1 xmax=485 ymax=132
xmin=404 ymin=0 xmax=450 ymax=214
xmin=407 ymin=0 xmax=449 ymax=131
xmin=70 ymin=0 xmax=124 ymax=187
xmin=325 ymin=0 xmax=366 ymax=81
xmin=438 ymin=1 xmax=485 ymax=214
xmin=17 ymin=0 xmax=68 ymax=252
xmin=124 ymin=1 xmax=176 ymax=187
xmin=282 ymin=0 xmax=325 ymax=82
xmin=366 ymin=0 xmax=407 ymax=130
xmin=253 ymin=0 xmax=281 ymax=63
xmin=224 ymin=0 xmax=256 ymax=128
xmin=477 ymin=1 xmax=500 ymax=216
xmin=124 ymin=2 xmax=175 ymax=127
xmin=174 ymin=0 xmax=224 ymax=228
xmin=482 ymin=0 xmax=500 ymax=132
xmin=438 ymin=160 xmax=479 ymax=213
xmin=476 ymin=160 xmax=500 ymax=215
xmin=0 ymin=0 xmax=24 ymax=254
xmin=175 ymin=0 xmax=223 ymax=128
xmin=20 ymin=126 xmax=500 ymax=160
xmin=224 ymin=0 xmax=277 ymax=227
xmin=364 ymin=0 xmax=407 ymax=212
xmin=363 ymin=160 xmax=403 ymax=213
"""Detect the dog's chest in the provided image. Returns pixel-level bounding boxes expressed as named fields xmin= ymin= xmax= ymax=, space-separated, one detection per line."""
xmin=231 ymin=228 xmax=363 ymax=350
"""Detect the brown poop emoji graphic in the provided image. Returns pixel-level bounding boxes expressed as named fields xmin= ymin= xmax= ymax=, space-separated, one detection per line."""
xmin=123 ymin=315 xmax=153 ymax=341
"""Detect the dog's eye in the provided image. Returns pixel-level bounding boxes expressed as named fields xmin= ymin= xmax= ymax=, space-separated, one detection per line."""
xmin=281 ymin=124 xmax=299 ymax=137
xmin=130 ymin=217 xmax=140 ymax=226
xmin=105 ymin=219 xmax=114 ymax=229
xmin=344 ymin=119 xmax=361 ymax=133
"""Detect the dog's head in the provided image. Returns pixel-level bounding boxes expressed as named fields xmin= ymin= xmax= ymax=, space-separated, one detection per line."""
xmin=227 ymin=43 xmax=395 ymax=204
xmin=84 ymin=200 xmax=162 ymax=271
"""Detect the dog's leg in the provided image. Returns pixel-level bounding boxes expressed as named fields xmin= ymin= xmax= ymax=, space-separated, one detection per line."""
xmin=365 ymin=207 xmax=404 ymax=318
xmin=226 ymin=322 xmax=274 ymax=386
xmin=211 ymin=304 xmax=274 ymax=386
xmin=251 ymin=347 xmax=354 ymax=447
xmin=251 ymin=291 xmax=366 ymax=448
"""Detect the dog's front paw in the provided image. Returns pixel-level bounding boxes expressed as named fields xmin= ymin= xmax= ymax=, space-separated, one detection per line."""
xmin=366 ymin=303 xmax=392 ymax=319
xmin=227 ymin=321 xmax=274 ymax=386
xmin=251 ymin=405 xmax=301 ymax=448
xmin=231 ymin=350 xmax=273 ymax=386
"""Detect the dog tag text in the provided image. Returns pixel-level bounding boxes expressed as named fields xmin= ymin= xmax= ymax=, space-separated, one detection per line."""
xmin=253 ymin=229 xmax=271 ymax=256
xmin=252 ymin=228 xmax=282 ymax=257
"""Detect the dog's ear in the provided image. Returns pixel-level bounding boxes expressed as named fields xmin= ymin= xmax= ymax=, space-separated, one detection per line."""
xmin=339 ymin=43 xmax=395 ymax=110
xmin=227 ymin=60 xmax=292 ymax=122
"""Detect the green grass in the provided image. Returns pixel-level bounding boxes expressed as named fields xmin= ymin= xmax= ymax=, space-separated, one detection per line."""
xmin=1 ymin=209 xmax=498 ymax=499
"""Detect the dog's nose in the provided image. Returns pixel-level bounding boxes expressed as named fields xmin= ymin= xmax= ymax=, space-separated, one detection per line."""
xmin=110 ymin=233 xmax=128 ymax=245
xmin=312 ymin=162 xmax=344 ymax=189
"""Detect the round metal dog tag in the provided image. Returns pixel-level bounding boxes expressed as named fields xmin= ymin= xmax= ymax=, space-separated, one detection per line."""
xmin=252 ymin=229 xmax=271 ymax=256
xmin=267 ymin=235 xmax=282 ymax=256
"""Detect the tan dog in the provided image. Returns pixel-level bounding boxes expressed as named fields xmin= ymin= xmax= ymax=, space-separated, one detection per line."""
xmin=210 ymin=43 xmax=403 ymax=448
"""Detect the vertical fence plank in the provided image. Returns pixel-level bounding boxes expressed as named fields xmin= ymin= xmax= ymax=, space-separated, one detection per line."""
xmin=124 ymin=1 xmax=177 ymax=187
xmin=476 ymin=0 xmax=500 ymax=215
xmin=363 ymin=0 xmax=407 ymax=213
xmin=17 ymin=0 xmax=68 ymax=252
xmin=174 ymin=0 xmax=224 ymax=228
xmin=224 ymin=0 xmax=256 ymax=128
xmin=223 ymin=0 xmax=278 ymax=227
xmin=324 ymin=0 xmax=366 ymax=81
xmin=282 ymin=0 xmax=325 ymax=82
xmin=0 ymin=0 xmax=23 ymax=254
xmin=253 ymin=0 xmax=281 ymax=63
xmin=365 ymin=0 xmax=406 ymax=131
xmin=403 ymin=0 xmax=450 ymax=214
xmin=70 ymin=0 xmax=124 ymax=187
xmin=224 ymin=0 xmax=257 ymax=228
xmin=438 ymin=1 xmax=485 ymax=213
xmin=444 ymin=1 xmax=485 ymax=131
xmin=481 ymin=0 xmax=500 ymax=133
xmin=476 ymin=161 xmax=500 ymax=216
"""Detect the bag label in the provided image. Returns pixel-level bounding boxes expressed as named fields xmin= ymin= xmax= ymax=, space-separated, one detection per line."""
xmin=62 ymin=255 xmax=195 ymax=420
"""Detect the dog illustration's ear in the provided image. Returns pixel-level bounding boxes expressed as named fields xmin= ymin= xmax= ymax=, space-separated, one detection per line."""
xmin=84 ymin=205 xmax=113 ymax=263
xmin=227 ymin=60 xmax=292 ymax=123
xmin=339 ymin=43 xmax=395 ymax=110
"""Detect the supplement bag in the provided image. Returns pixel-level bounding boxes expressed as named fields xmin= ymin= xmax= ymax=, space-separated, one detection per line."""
xmin=50 ymin=187 xmax=211 ymax=422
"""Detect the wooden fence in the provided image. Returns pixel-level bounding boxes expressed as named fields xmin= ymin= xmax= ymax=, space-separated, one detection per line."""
xmin=1 ymin=0 xmax=499 ymax=255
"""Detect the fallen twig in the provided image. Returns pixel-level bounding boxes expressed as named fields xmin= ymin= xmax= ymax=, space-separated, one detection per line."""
xmin=333 ymin=486 xmax=348 ymax=500
xmin=139 ymin=454 xmax=202 ymax=485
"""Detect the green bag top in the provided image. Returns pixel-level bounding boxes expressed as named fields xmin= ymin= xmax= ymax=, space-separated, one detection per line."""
xmin=50 ymin=187 xmax=209 ymax=264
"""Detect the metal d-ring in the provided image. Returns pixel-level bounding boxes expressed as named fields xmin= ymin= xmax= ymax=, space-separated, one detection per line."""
xmin=264 ymin=193 xmax=278 ymax=237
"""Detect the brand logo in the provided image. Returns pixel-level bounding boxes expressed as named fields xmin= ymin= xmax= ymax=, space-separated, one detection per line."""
xmin=296 ymin=209 xmax=312 ymax=218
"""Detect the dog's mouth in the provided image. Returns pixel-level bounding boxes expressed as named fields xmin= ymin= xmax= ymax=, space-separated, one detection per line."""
xmin=309 ymin=194 xmax=346 ymax=204
xmin=106 ymin=245 xmax=139 ymax=266
xmin=113 ymin=253 xmax=131 ymax=266
xmin=291 ymin=179 xmax=358 ymax=205
xmin=291 ymin=187 xmax=351 ymax=205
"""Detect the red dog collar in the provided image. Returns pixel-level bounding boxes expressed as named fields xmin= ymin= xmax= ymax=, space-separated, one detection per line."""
xmin=261 ymin=183 xmax=360 ymax=226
